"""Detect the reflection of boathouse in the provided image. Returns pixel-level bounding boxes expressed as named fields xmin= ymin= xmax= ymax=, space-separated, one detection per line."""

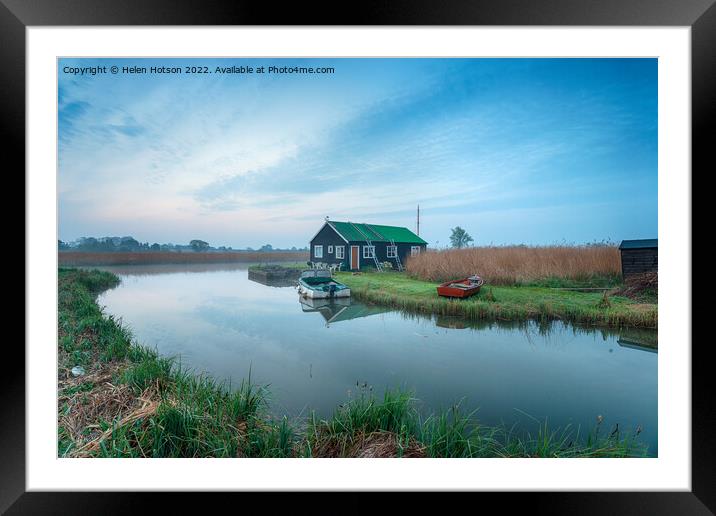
xmin=617 ymin=329 xmax=658 ymax=353
xmin=616 ymin=327 xmax=658 ymax=353
xmin=299 ymin=298 xmax=390 ymax=325
xmin=617 ymin=339 xmax=657 ymax=353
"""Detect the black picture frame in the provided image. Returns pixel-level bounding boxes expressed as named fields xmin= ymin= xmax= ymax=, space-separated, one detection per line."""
xmin=7 ymin=0 xmax=709 ymax=512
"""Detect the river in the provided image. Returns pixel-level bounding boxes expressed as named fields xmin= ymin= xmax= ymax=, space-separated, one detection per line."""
xmin=94 ymin=263 xmax=658 ymax=455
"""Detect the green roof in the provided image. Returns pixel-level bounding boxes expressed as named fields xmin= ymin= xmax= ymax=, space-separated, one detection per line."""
xmin=328 ymin=221 xmax=427 ymax=245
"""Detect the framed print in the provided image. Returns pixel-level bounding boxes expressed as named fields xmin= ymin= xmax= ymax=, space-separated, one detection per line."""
xmin=8 ymin=0 xmax=711 ymax=511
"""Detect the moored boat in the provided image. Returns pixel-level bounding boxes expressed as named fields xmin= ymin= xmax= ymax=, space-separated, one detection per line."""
xmin=436 ymin=275 xmax=484 ymax=299
xmin=297 ymin=269 xmax=351 ymax=299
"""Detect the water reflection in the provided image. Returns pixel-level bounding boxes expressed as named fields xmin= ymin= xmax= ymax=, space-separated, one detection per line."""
xmin=434 ymin=315 xmax=658 ymax=353
xmin=617 ymin=338 xmax=658 ymax=354
xmin=298 ymin=298 xmax=393 ymax=326
xmin=95 ymin=263 xmax=658 ymax=455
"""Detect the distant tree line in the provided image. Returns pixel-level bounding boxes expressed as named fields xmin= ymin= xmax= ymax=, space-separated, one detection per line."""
xmin=58 ymin=236 xmax=309 ymax=253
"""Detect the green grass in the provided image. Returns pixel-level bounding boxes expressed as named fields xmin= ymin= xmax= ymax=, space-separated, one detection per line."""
xmin=335 ymin=271 xmax=657 ymax=329
xmin=58 ymin=268 xmax=649 ymax=458
xmin=517 ymin=274 xmax=622 ymax=289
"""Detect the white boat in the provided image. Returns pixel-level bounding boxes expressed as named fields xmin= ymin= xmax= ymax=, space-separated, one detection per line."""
xmin=297 ymin=269 xmax=351 ymax=299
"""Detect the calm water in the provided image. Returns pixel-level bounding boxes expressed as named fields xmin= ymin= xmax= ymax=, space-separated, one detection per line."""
xmin=95 ymin=264 xmax=658 ymax=455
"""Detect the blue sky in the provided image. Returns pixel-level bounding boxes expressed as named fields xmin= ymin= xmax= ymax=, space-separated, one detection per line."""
xmin=58 ymin=58 xmax=657 ymax=248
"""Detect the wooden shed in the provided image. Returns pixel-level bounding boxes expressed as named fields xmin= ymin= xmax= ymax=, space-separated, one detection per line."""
xmin=619 ymin=239 xmax=658 ymax=278
xmin=309 ymin=220 xmax=427 ymax=272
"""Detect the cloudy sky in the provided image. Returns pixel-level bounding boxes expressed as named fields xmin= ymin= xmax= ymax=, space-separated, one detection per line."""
xmin=58 ymin=58 xmax=657 ymax=248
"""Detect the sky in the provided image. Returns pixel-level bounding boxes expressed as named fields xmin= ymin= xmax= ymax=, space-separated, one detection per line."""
xmin=58 ymin=58 xmax=657 ymax=249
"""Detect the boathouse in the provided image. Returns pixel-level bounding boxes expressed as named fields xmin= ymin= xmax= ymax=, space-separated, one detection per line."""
xmin=618 ymin=239 xmax=658 ymax=278
xmin=309 ymin=220 xmax=427 ymax=271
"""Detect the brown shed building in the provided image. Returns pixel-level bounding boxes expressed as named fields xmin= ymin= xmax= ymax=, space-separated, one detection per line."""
xmin=619 ymin=239 xmax=658 ymax=278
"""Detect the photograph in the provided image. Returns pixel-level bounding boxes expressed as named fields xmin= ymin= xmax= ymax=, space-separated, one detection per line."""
xmin=56 ymin=57 xmax=658 ymax=459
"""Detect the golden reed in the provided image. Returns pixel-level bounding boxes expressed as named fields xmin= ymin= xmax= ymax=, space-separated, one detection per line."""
xmin=405 ymin=246 xmax=620 ymax=284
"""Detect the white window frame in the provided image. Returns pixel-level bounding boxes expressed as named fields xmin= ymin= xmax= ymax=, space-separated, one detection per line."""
xmin=328 ymin=245 xmax=333 ymax=254
xmin=335 ymin=246 xmax=344 ymax=259
xmin=410 ymin=246 xmax=421 ymax=257
xmin=363 ymin=245 xmax=375 ymax=259
xmin=314 ymin=245 xmax=323 ymax=258
xmin=387 ymin=245 xmax=397 ymax=258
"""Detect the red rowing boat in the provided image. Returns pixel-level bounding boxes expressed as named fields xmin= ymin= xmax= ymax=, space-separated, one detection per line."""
xmin=436 ymin=275 xmax=485 ymax=298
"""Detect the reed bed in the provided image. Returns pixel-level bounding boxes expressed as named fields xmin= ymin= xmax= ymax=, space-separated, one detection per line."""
xmin=405 ymin=246 xmax=621 ymax=286
xmin=58 ymin=251 xmax=309 ymax=266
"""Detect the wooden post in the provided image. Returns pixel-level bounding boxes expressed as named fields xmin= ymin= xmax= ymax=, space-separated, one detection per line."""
xmin=417 ymin=204 xmax=420 ymax=236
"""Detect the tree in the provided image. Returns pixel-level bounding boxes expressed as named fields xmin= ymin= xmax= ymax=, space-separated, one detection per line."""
xmin=449 ymin=226 xmax=474 ymax=248
xmin=259 ymin=244 xmax=273 ymax=252
xmin=190 ymin=239 xmax=210 ymax=252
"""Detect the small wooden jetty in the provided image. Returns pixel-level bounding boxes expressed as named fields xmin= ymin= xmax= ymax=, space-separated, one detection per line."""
xmin=248 ymin=265 xmax=301 ymax=285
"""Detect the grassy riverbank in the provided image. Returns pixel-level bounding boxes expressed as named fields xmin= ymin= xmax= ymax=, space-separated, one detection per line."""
xmin=58 ymin=268 xmax=648 ymax=457
xmin=336 ymin=272 xmax=657 ymax=329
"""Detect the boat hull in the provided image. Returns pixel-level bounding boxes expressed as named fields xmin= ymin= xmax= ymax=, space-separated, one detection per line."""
xmin=436 ymin=276 xmax=484 ymax=299
xmin=298 ymin=283 xmax=351 ymax=299
xmin=297 ymin=270 xmax=351 ymax=299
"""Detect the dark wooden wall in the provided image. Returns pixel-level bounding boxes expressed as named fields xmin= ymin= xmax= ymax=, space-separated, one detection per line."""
xmin=309 ymin=225 xmax=348 ymax=267
xmin=620 ymin=248 xmax=658 ymax=277
xmin=361 ymin=241 xmax=426 ymax=269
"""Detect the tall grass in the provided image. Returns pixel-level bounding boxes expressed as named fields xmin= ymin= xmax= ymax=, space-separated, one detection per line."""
xmin=406 ymin=246 xmax=621 ymax=285
xmin=307 ymin=389 xmax=647 ymax=458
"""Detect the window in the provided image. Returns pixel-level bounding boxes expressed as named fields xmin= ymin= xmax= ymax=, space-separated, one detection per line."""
xmin=411 ymin=246 xmax=421 ymax=257
xmin=335 ymin=246 xmax=344 ymax=259
xmin=387 ymin=245 xmax=397 ymax=258
xmin=363 ymin=245 xmax=375 ymax=259
xmin=314 ymin=245 xmax=323 ymax=258
xmin=328 ymin=245 xmax=333 ymax=254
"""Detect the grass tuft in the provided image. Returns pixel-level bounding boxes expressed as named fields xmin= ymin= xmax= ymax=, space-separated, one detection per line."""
xmin=597 ymin=291 xmax=612 ymax=309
